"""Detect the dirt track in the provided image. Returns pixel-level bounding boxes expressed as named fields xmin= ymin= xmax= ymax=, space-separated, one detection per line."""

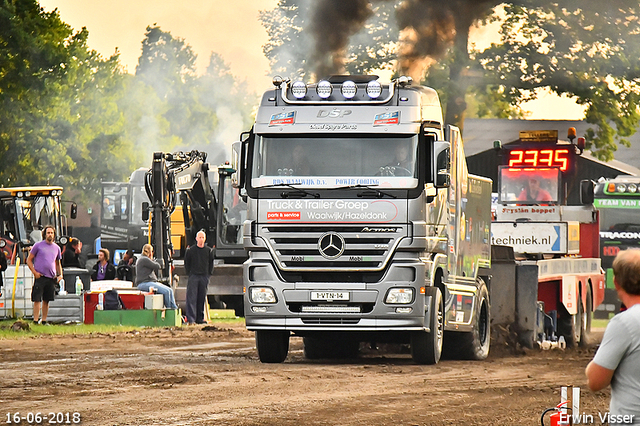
xmin=0 ymin=323 xmax=610 ymax=426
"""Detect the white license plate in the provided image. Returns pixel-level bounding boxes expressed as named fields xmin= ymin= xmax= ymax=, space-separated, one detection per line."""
xmin=311 ymin=291 xmax=350 ymax=301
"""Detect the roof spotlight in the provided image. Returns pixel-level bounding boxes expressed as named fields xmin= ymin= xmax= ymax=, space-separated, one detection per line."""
xmin=316 ymin=80 xmax=333 ymax=99
xmin=366 ymin=80 xmax=382 ymax=99
xmin=291 ymin=81 xmax=307 ymax=99
xmin=341 ymin=80 xmax=357 ymax=99
xmin=628 ymin=184 xmax=638 ymax=193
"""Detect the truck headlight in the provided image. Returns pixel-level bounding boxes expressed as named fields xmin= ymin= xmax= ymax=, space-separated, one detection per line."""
xmin=385 ymin=288 xmax=414 ymax=304
xmin=250 ymin=287 xmax=277 ymax=304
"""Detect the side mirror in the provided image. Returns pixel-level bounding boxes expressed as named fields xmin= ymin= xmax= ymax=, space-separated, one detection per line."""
xmin=231 ymin=142 xmax=242 ymax=188
xmin=580 ymin=179 xmax=595 ymax=205
xmin=142 ymin=202 xmax=150 ymax=222
xmin=70 ymin=203 xmax=78 ymax=219
xmin=433 ymin=141 xmax=451 ymax=188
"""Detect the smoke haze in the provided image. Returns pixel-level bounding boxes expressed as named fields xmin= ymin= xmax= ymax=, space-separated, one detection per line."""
xmin=309 ymin=0 xmax=373 ymax=79
xmin=308 ymin=0 xmax=497 ymax=80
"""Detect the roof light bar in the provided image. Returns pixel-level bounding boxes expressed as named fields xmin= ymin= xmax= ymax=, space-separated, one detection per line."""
xmin=341 ymin=80 xmax=357 ymax=99
xmin=366 ymin=80 xmax=382 ymax=99
xmin=316 ymin=80 xmax=333 ymax=99
xmin=291 ymin=81 xmax=307 ymax=99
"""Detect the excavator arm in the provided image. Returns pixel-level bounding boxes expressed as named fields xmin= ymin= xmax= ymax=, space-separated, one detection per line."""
xmin=144 ymin=150 xmax=218 ymax=285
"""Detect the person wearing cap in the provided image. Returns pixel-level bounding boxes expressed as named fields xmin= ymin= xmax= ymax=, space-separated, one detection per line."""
xmin=517 ymin=176 xmax=552 ymax=202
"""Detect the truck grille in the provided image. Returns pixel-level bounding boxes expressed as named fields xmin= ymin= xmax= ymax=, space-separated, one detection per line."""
xmin=260 ymin=225 xmax=406 ymax=271
xmin=300 ymin=317 xmax=362 ymax=325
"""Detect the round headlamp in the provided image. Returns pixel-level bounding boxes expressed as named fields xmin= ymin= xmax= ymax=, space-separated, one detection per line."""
xmin=316 ymin=80 xmax=333 ymax=99
xmin=25 ymin=191 xmax=31 ymax=197
xmin=341 ymin=80 xmax=357 ymax=99
xmin=291 ymin=81 xmax=307 ymax=99
xmin=366 ymin=80 xmax=382 ymax=99
xmin=628 ymin=184 xmax=638 ymax=193
xmin=617 ymin=184 xmax=627 ymax=193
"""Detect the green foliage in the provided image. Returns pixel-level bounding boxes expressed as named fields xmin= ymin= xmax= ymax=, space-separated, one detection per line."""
xmin=261 ymin=0 xmax=640 ymax=160
xmin=133 ymin=26 xmax=255 ymax=166
xmin=0 ymin=4 xmax=255 ymax=204
xmin=475 ymin=2 xmax=640 ymax=160
xmin=0 ymin=0 xmax=139 ymax=202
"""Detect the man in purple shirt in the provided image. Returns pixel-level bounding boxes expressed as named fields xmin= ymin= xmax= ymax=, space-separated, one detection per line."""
xmin=27 ymin=225 xmax=62 ymax=324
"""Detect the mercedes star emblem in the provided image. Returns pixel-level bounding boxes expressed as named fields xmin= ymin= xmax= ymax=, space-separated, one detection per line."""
xmin=317 ymin=232 xmax=345 ymax=259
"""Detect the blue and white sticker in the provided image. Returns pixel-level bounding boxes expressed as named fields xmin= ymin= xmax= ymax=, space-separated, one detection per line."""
xmin=269 ymin=111 xmax=296 ymax=126
xmin=374 ymin=111 xmax=400 ymax=126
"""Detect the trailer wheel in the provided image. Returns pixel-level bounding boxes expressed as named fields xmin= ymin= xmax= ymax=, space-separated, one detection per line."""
xmin=411 ymin=286 xmax=443 ymax=365
xmin=579 ymin=284 xmax=593 ymax=347
xmin=453 ymin=279 xmax=490 ymax=360
xmin=558 ymin=297 xmax=582 ymax=348
xmin=303 ymin=336 xmax=359 ymax=360
xmin=255 ymin=330 xmax=289 ymax=363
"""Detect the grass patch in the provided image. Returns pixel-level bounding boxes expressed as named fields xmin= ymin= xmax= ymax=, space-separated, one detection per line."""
xmin=209 ymin=309 xmax=239 ymax=319
xmin=0 ymin=319 xmax=140 ymax=339
xmin=0 ymin=314 xmax=245 ymax=339
xmin=592 ymin=318 xmax=610 ymax=329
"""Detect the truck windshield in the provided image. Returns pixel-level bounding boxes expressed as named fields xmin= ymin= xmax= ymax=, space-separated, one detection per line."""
xmin=251 ymin=135 xmax=419 ymax=188
xmin=130 ymin=185 xmax=148 ymax=226
xmin=102 ymin=185 xmax=129 ymax=222
xmin=598 ymin=207 xmax=640 ymax=233
xmin=498 ymin=167 xmax=560 ymax=205
xmin=14 ymin=196 xmax=60 ymax=245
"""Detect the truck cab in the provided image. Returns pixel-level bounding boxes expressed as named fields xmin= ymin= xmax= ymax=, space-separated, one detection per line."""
xmin=235 ymin=75 xmax=493 ymax=364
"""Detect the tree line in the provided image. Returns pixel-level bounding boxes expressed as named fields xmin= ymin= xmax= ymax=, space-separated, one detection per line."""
xmin=261 ymin=0 xmax=640 ymax=161
xmin=3 ymin=0 xmax=639 ymax=205
xmin=0 ymin=0 xmax=254 ymax=203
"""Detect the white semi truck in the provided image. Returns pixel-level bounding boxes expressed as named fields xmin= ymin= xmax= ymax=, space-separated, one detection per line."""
xmin=233 ymin=75 xmax=492 ymax=364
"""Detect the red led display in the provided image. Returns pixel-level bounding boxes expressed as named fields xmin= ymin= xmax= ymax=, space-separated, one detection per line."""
xmin=506 ymin=148 xmax=571 ymax=172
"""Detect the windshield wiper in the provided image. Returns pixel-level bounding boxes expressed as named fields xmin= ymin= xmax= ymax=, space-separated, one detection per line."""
xmin=330 ymin=184 xmax=397 ymax=199
xmin=257 ymin=183 xmax=320 ymax=198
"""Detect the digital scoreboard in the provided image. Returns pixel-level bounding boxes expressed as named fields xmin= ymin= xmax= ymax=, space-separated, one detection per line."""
xmin=503 ymin=130 xmax=576 ymax=172
xmin=506 ymin=148 xmax=571 ymax=172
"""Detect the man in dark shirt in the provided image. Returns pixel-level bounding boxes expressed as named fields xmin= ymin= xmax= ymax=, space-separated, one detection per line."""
xmin=62 ymin=238 xmax=82 ymax=268
xmin=184 ymin=230 xmax=214 ymax=325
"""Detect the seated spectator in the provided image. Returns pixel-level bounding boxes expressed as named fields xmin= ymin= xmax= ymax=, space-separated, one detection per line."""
xmin=62 ymin=238 xmax=83 ymax=268
xmin=135 ymin=244 xmax=178 ymax=309
xmin=91 ymin=248 xmax=116 ymax=281
xmin=117 ymin=249 xmax=137 ymax=281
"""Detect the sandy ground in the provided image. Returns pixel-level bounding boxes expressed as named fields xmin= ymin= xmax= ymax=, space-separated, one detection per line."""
xmin=0 ymin=323 xmax=610 ymax=426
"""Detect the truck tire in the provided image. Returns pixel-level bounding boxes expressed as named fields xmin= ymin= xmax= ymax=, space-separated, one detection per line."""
xmin=448 ymin=279 xmax=490 ymax=360
xmin=410 ymin=286 xmax=443 ymax=365
xmin=579 ymin=284 xmax=593 ymax=347
xmin=255 ymin=330 xmax=289 ymax=363
xmin=303 ymin=335 xmax=359 ymax=360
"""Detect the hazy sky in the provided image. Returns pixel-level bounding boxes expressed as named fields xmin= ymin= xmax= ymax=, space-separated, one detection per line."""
xmin=38 ymin=0 xmax=585 ymax=120
xmin=39 ymin=0 xmax=279 ymax=93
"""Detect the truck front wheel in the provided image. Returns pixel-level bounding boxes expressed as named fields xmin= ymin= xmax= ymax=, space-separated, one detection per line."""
xmin=411 ymin=286 xmax=443 ymax=365
xmin=447 ymin=279 xmax=491 ymax=360
xmin=255 ymin=330 xmax=290 ymax=363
